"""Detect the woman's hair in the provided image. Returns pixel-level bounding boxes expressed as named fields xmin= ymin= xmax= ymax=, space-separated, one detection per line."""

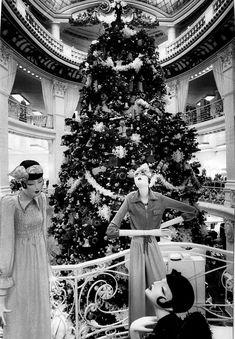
xmin=157 ymin=269 xmax=195 ymax=313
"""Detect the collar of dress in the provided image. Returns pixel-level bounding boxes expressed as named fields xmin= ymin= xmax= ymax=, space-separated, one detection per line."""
xmin=131 ymin=189 xmax=160 ymax=203
xmin=18 ymin=193 xmax=40 ymax=211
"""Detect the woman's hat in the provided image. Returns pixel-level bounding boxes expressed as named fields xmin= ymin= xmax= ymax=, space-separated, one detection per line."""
xmin=9 ymin=160 xmax=43 ymax=181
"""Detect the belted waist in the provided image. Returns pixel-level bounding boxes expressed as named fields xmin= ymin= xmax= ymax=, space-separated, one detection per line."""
xmin=16 ymin=227 xmax=43 ymax=238
xmin=143 ymin=236 xmax=152 ymax=254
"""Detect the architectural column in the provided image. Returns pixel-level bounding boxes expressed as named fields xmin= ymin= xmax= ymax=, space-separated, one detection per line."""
xmin=48 ymin=80 xmax=67 ymax=186
xmin=0 ymin=0 xmax=2 ymax=31
xmin=220 ymin=43 xmax=235 ymax=207
xmin=219 ymin=43 xmax=235 ymax=267
xmin=0 ymin=43 xmax=16 ymax=195
xmin=51 ymin=22 xmax=60 ymax=40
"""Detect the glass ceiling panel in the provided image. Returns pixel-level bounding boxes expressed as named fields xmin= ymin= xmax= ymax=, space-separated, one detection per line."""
xmin=40 ymin=0 xmax=193 ymax=15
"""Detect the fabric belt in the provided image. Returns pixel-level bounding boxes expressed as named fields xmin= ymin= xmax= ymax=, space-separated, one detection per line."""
xmin=143 ymin=236 xmax=152 ymax=254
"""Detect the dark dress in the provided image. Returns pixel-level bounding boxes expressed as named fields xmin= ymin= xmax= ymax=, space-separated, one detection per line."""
xmin=147 ymin=312 xmax=212 ymax=339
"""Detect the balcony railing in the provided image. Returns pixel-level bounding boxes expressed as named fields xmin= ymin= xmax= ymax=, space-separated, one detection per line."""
xmin=49 ymin=242 xmax=233 ymax=339
xmin=159 ymin=0 xmax=233 ymax=61
xmin=183 ymin=99 xmax=224 ymax=125
xmin=8 ymin=98 xmax=54 ymax=129
xmin=5 ymin=0 xmax=87 ymax=65
xmin=5 ymin=0 xmax=233 ymax=66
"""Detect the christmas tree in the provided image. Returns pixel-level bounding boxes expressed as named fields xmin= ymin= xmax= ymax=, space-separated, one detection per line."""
xmin=49 ymin=0 xmax=205 ymax=265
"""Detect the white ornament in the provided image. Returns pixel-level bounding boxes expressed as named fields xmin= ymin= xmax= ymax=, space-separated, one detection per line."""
xmin=93 ymin=122 xmax=105 ymax=132
xmin=112 ymin=145 xmax=127 ymax=158
xmin=172 ymin=150 xmax=184 ymax=163
xmin=90 ymin=191 xmax=101 ymax=205
xmin=98 ymin=204 xmax=112 ymax=221
xmin=131 ymin=56 xmax=143 ymax=73
xmin=130 ymin=133 xmax=141 ymax=144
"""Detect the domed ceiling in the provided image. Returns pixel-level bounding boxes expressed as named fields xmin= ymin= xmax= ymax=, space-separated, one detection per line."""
xmin=37 ymin=0 xmax=194 ymax=15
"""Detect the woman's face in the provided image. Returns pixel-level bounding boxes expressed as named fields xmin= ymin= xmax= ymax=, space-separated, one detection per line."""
xmin=24 ymin=177 xmax=44 ymax=198
xmin=145 ymin=278 xmax=173 ymax=307
xmin=134 ymin=173 xmax=149 ymax=189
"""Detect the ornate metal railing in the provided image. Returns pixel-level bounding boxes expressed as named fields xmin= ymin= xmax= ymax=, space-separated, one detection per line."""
xmin=5 ymin=0 xmax=87 ymax=64
xmin=183 ymin=99 xmax=224 ymax=125
xmin=50 ymin=242 xmax=233 ymax=339
xmin=8 ymin=98 xmax=54 ymax=129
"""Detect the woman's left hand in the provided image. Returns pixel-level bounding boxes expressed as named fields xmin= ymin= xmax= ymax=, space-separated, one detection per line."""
xmin=130 ymin=316 xmax=157 ymax=333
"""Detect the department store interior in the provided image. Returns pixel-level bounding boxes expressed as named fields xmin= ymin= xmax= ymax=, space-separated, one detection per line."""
xmin=0 ymin=0 xmax=234 ymax=337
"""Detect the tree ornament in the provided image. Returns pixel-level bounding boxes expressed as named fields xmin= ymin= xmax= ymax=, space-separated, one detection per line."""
xmin=82 ymin=239 xmax=91 ymax=247
xmin=98 ymin=204 xmax=112 ymax=221
xmin=86 ymin=74 xmax=92 ymax=87
xmin=130 ymin=133 xmax=141 ymax=144
xmin=172 ymin=150 xmax=184 ymax=163
xmin=93 ymin=121 xmax=105 ymax=132
xmin=90 ymin=191 xmax=101 ymax=205
xmin=117 ymin=119 xmax=128 ymax=137
xmin=112 ymin=145 xmax=127 ymax=158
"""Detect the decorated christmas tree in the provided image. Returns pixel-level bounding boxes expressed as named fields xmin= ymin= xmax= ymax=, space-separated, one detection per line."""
xmin=49 ymin=0 xmax=206 ymax=265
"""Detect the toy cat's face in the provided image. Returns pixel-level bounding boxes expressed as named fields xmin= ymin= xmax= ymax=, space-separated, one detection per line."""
xmin=145 ymin=278 xmax=173 ymax=308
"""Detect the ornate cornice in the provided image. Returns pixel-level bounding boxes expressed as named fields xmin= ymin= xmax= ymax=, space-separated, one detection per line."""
xmin=219 ymin=43 xmax=234 ymax=71
xmin=0 ymin=41 xmax=11 ymax=69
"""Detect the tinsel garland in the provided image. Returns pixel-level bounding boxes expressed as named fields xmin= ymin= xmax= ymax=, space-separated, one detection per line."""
xmin=85 ymin=171 xmax=125 ymax=200
xmin=103 ymin=55 xmax=143 ymax=72
xmin=85 ymin=170 xmax=186 ymax=202
xmin=67 ymin=178 xmax=82 ymax=195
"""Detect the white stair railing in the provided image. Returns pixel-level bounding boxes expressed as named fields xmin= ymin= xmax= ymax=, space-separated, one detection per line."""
xmin=50 ymin=242 xmax=233 ymax=339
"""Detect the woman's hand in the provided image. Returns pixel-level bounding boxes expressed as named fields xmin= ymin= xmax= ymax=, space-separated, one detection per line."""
xmin=0 ymin=296 xmax=11 ymax=326
xmin=106 ymin=223 xmax=120 ymax=239
xmin=130 ymin=316 xmax=157 ymax=338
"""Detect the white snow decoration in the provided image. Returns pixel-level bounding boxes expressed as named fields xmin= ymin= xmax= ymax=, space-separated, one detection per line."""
xmin=103 ymin=56 xmax=143 ymax=72
xmin=131 ymin=57 xmax=143 ymax=73
xmin=98 ymin=204 xmax=112 ymax=221
xmin=105 ymin=56 xmax=114 ymax=68
xmin=93 ymin=122 xmax=105 ymax=132
xmin=90 ymin=191 xmax=101 ymax=205
xmin=172 ymin=150 xmax=184 ymax=163
xmin=112 ymin=145 xmax=127 ymax=158
xmin=130 ymin=133 xmax=141 ymax=144
xmin=85 ymin=171 xmax=124 ymax=200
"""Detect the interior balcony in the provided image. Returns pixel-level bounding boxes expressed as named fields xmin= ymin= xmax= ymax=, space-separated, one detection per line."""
xmin=2 ymin=0 xmax=234 ymax=80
